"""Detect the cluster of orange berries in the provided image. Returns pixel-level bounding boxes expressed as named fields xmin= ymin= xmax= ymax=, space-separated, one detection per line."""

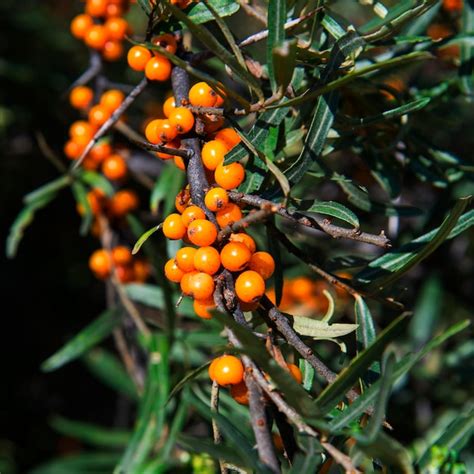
xmin=208 ymin=355 xmax=302 ymax=405
xmin=89 ymin=245 xmax=150 ymax=283
xmin=70 ymin=0 xmax=132 ymax=61
xmin=79 ymin=187 xmax=139 ymax=221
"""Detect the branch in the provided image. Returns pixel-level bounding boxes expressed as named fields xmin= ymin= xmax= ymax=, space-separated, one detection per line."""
xmin=211 ymin=381 xmax=227 ymax=474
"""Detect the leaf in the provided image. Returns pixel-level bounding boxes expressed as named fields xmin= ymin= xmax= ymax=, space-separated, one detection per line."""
xmin=315 ymin=313 xmax=409 ymax=412
xmin=31 ymin=452 xmax=120 ymax=474
xmin=273 ymin=39 xmax=297 ymax=93
xmin=186 ymin=0 xmax=240 ymax=25
xmin=167 ymin=361 xmax=210 ymax=403
xmin=137 ymin=0 xmax=151 ymax=14
xmin=78 ymin=170 xmax=115 ymax=197
xmin=132 ymin=224 xmax=162 ymax=255
xmin=304 ymin=200 xmax=360 ymax=229
xmin=292 ymin=316 xmax=358 ymax=339
xmin=41 ymin=309 xmax=120 ymax=372
xmin=267 ymin=0 xmax=287 ymax=91
xmin=459 ymin=0 xmax=474 ymax=95
xmin=23 ymin=175 xmax=71 ymax=204
xmin=71 ymin=181 xmax=92 ymax=236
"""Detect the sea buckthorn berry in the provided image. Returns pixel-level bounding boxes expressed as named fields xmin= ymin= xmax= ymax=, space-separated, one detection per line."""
xmin=208 ymin=356 xmax=221 ymax=381
xmin=214 ymin=89 xmax=226 ymax=107
xmin=181 ymin=205 xmax=206 ymax=227
xmin=134 ymin=259 xmax=151 ymax=283
xmin=146 ymin=119 xmax=178 ymax=144
xmin=220 ymin=242 xmax=251 ymax=272
xmin=443 ymin=0 xmax=462 ymax=12
xmin=86 ymin=0 xmax=108 ymax=17
xmin=189 ymin=82 xmax=218 ymax=107
xmin=213 ymin=355 xmax=244 ymax=386
xmin=156 ymin=139 xmax=181 ymax=160
xmin=175 ymin=188 xmax=190 ymax=213
xmin=215 ymin=128 xmax=241 ymax=150
xmin=127 ymin=46 xmax=152 ymax=71
xmin=216 ymin=203 xmax=243 ymax=228
xmin=174 ymin=156 xmax=185 ymax=170
xmin=112 ymin=246 xmax=133 ymax=266
xmin=215 ymin=162 xmax=245 ymax=190
xmin=70 ymin=121 xmax=95 ymax=146
xmin=100 ymin=90 xmax=125 ymax=112
xmin=71 ymin=14 xmax=94 ymax=39
xmin=163 ymin=96 xmax=176 ymax=118
xmin=70 ymin=86 xmax=93 ymax=110
xmin=90 ymin=142 xmax=112 ymax=163
xmin=289 ymin=277 xmax=313 ymax=300
xmin=104 ymin=17 xmax=129 ymax=41
xmin=180 ymin=270 xmax=199 ymax=295
xmin=194 ymin=298 xmax=215 ymax=319
xmin=169 ymin=107 xmax=195 ymax=134
xmin=109 ymin=189 xmax=139 ymax=217
xmin=193 ymin=246 xmax=221 ymax=275
xmin=230 ymin=380 xmax=249 ymax=405
xmin=102 ymin=154 xmax=127 ymax=180
xmin=201 ymin=140 xmax=229 ymax=171
xmin=84 ymin=25 xmax=109 ymax=50
xmin=89 ymin=249 xmax=111 ymax=279
xmin=164 ymin=258 xmax=185 ymax=283
xmin=163 ymin=213 xmax=187 ymax=240
xmin=204 ymin=187 xmax=229 ymax=212
xmin=187 ymin=219 xmax=218 ymax=247
xmin=287 ymin=363 xmax=303 ymax=384
xmin=86 ymin=188 xmax=106 ymax=215
xmin=106 ymin=2 xmax=125 ymax=17
xmin=152 ymin=33 xmax=178 ymax=55
xmin=249 ymin=252 xmax=275 ymax=280
xmin=188 ymin=272 xmax=215 ymax=301
xmin=103 ymin=41 xmax=124 ymax=61
xmin=229 ymin=233 xmax=256 ymax=253
xmin=89 ymin=104 xmax=112 ymax=127
xmin=116 ymin=264 xmax=135 ymax=283
xmin=176 ymin=247 xmax=197 ymax=273
xmin=82 ymin=155 xmax=99 ymax=171
xmin=145 ymin=55 xmax=172 ymax=82
xmin=235 ymin=271 xmax=266 ymax=303
xmin=64 ymin=140 xmax=84 ymax=160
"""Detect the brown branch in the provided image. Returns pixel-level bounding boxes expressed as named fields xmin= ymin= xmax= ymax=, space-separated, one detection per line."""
xmin=236 ymin=0 xmax=267 ymax=25
xmin=321 ymin=441 xmax=361 ymax=474
xmin=211 ymin=381 xmax=227 ymax=474
xmin=186 ymin=105 xmax=225 ymax=116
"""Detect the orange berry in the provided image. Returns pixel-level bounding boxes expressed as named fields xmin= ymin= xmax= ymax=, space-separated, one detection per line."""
xmin=443 ymin=0 xmax=462 ymax=11
xmin=249 ymin=252 xmax=275 ymax=280
xmin=145 ymin=119 xmax=178 ymax=144
xmin=188 ymin=272 xmax=215 ymax=300
xmin=64 ymin=140 xmax=84 ymax=160
xmin=230 ymin=380 xmax=248 ymax=405
xmin=235 ymin=271 xmax=266 ymax=303
xmin=181 ymin=205 xmax=206 ymax=227
xmin=193 ymin=246 xmax=221 ymax=275
xmin=106 ymin=2 xmax=125 ymax=17
xmin=84 ymin=25 xmax=109 ymax=50
xmin=69 ymin=86 xmax=94 ymax=110
xmin=208 ymin=357 xmax=221 ymax=381
xmin=289 ymin=277 xmax=313 ymax=300
xmin=127 ymin=46 xmax=152 ymax=71
xmin=152 ymin=33 xmax=178 ymax=55
xmin=220 ymin=242 xmax=251 ymax=272
xmin=103 ymin=40 xmax=124 ymax=62
xmin=174 ymin=156 xmax=186 ymax=170
xmin=215 ymin=162 xmax=245 ymax=190
xmin=169 ymin=107 xmax=195 ymax=134
xmin=104 ymin=17 xmax=129 ymax=41
xmin=163 ymin=213 xmax=187 ymax=240
xmin=100 ymin=90 xmax=125 ymax=112
xmin=102 ymin=154 xmax=127 ymax=180
xmin=229 ymin=233 xmax=256 ymax=253
xmin=69 ymin=121 xmax=95 ymax=146
xmin=187 ymin=219 xmax=218 ymax=247
xmin=201 ymin=140 xmax=228 ymax=171
xmin=180 ymin=270 xmax=199 ymax=295
xmin=156 ymin=139 xmax=181 ymax=160
xmin=189 ymin=81 xmax=218 ymax=107
xmin=89 ymin=104 xmax=112 ymax=127
xmin=204 ymin=187 xmax=229 ymax=212
xmin=70 ymin=14 xmax=94 ymax=39
xmin=116 ymin=264 xmax=135 ymax=283
xmin=176 ymin=247 xmax=197 ymax=272
xmin=89 ymin=249 xmax=111 ymax=279
xmin=213 ymin=355 xmax=244 ymax=386
xmin=145 ymin=55 xmax=172 ymax=81
xmin=109 ymin=189 xmax=139 ymax=217
xmin=194 ymin=298 xmax=215 ymax=319
xmin=214 ymin=89 xmax=226 ymax=107
xmin=86 ymin=188 xmax=106 ymax=215
xmin=163 ymin=96 xmax=177 ymax=118
xmin=215 ymin=203 xmax=243 ymax=228
xmin=86 ymin=0 xmax=108 ymax=17
xmin=175 ymin=188 xmax=190 ymax=213
xmin=111 ymin=246 xmax=133 ymax=266
xmin=82 ymin=155 xmax=99 ymax=171
xmin=89 ymin=142 xmax=112 ymax=163
xmin=287 ymin=363 xmax=303 ymax=384
xmin=215 ymin=128 xmax=241 ymax=150
xmin=134 ymin=259 xmax=151 ymax=283
xmin=164 ymin=258 xmax=185 ymax=283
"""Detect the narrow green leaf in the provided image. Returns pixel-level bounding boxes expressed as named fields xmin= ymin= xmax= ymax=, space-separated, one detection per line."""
xmin=137 ymin=0 xmax=151 ymax=14
xmin=186 ymin=0 xmax=240 ymax=24
xmin=41 ymin=309 xmax=120 ymax=372
xmin=71 ymin=181 xmax=92 ymax=236
xmin=23 ymin=175 xmax=71 ymax=204
xmin=292 ymin=317 xmax=358 ymax=339
xmin=31 ymin=452 xmax=120 ymax=474
xmin=150 ymin=165 xmax=184 ymax=216
xmin=273 ymin=40 xmax=297 ymax=93
xmin=305 ymin=200 xmax=360 ymax=229
xmin=460 ymin=0 xmax=474 ymax=95
xmin=167 ymin=361 xmax=210 ymax=403
xmin=79 ymin=170 xmax=115 ymax=197
xmin=267 ymin=0 xmax=287 ymax=90
xmin=354 ymin=295 xmax=376 ymax=351
xmin=132 ymin=224 xmax=162 ymax=255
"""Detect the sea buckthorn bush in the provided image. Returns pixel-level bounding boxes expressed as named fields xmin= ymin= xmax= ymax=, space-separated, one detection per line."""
xmin=6 ymin=0 xmax=474 ymax=472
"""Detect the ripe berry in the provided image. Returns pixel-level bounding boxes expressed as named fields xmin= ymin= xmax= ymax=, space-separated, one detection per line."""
xmin=90 ymin=142 xmax=112 ymax=163
xmin=71 ymin=14 xmax=94 ymax=39
xmin=104 ymin=17 xmax=129 ymax=41
xmin=70 ymin=86 xmax=93 ymax=110
xmin=189 ymin=82 xmax=217 ymax=107
xmin=230 ymin=380 xmax=248 ymax=405
xmin=103 ymin=41 xmax=124 ymax=61
xmin=152 ymin=33 xmax=178 ymax=55
xmin=229 ymin=233 xmax=256 ymax=253
xmin=134 ymin=259 xmax=151 ymax=283
xmin=193 ymin=298 xmax=215 ymax=319
xmin=84 ymin=25 xmax=108 ymax=50
xmin=215 ymin=128 xmax=241 ymax=150
xmin=201 ymin=140 xmax=229 ymax=170
xmin=204 ymin=187 xmax=228 ymax=212
xmin=180 ymin=270 xmax=199 ymax=295
xmin=116 ymin=264 xmax=136 ymax=283
xmin=102 ymin=154 xmax=127 ymax=180
xmin=64 ymin=140 xmax=84 ymax=160
xmin=208 ymin=356 xmax=221 ymax=381
xmin=175 ymin=188 xmax=190 ymax=213
xmin=69 ymin=121 xmax=95 ymax=146
xmin=287 ymin=363 xmax=303 ymax=384
xmin=89 ymin=104 xmax=112 ymax=127
xmin=235 ymin=270 xmax=266 ymax=303
xmin=215 ymin=162 xmax=245 ymax=190
xmin=112 ymin=246 xmax=133 ymax=266
xmin=443 ymin=0 xmax=462 ymax=12
xmin=86 ymin=0 xmax=108 ymax=17
xmin=127 ymin=46 xmax=152 ymax=71
xmin=181 ymin=205 xmax=206 ymax=227
xmin=146 ymin=119 xmax=178 ymax=144
xmin=89 ymin=249 xmax=111 ymax=279
xmin=109 ymin=190 xmax=139 ymax=217
xmin=106 ymin=2 xmax=126 ymax=17
xmin=174 ymin=156 xmax=185 ymax=170
xmin=163 ymin=96 xmax=177 ymax=118
xmin=188 ymin=272 xmax=215 ymax=300
xmin=289 ymin=277 xmax=313 ymax=300
xmin=215 ymin=203 xmax=243 ymax=228
xmin=163 ymin=213 xmax=187 ymax=240
xmin=220 ymin=242 xmax=251 ymax=272
xmin=100 ymin=90 xmax=125 ymax=112
xmin=187 ymin=219 xmax=218 ymax=247
xmin=145 ymin=55 xmax=172 ymax=82
xmin=169 ymin=107 xmax=195 ymax=134
xmin=176 ymin=247 xmax=197 ymax=273
xmin=156 ymin=139 xmax=181 ymax=160
xmin=193 ymin=246 xmax=221 ymax=275
xmin=212 ymin=355 xmax=244 ymax=386
xmin=249 ymin=252 xmax=275 ymax=280
xmin=164 ymin=258 xmax=185 ymax=283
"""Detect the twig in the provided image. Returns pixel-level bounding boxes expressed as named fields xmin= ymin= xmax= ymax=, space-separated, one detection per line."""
xmin=211 ymin=381 xmax=227 ymax=474
xmin=67 ymin=50 xmax=102 ymax=93
xmin=321 ymin=441 xmax=361 ymax=474
xmin=35 ymin=132 xmax=67 ymax=173
xmin=236 ymin=0 xmax=267 ymax=25
xmin=186 ymin=105 xmax=225 ymax=116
